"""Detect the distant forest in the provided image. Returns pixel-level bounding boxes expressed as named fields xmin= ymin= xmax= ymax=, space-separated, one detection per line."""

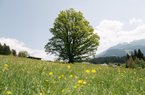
xmin=90 ymin=49 xmax=145 ymax=65
xmin=0 ymin=43 xmax=16 ymax=56
xmin=90 ymin=56 xmax=126 ymax=64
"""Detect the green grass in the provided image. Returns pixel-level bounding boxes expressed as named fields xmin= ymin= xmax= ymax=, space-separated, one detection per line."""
xmin=0 ymin=55 xmax=145 ymax=95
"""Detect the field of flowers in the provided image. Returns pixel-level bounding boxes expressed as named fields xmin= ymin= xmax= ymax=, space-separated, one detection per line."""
xmin=0 ymin=55 xmax=145 ymax=95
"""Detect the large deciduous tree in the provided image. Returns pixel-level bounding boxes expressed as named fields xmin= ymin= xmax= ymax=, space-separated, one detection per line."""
xmin=45 ymin=8 xmax=100 ymax=63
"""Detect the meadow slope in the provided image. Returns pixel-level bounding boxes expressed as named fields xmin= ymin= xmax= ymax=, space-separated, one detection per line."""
xmin=0 ymin=55 xmax=145 ymax=95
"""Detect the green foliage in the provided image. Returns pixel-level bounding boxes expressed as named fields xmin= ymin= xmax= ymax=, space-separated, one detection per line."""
xmin=11 ymin=49 xmax=17 ymax=56
xmin=126 ymin=49 xmax=145 ymax=68
xmin=126 ymin=56 xmax=135 ymax=68
xmin=0 ymin=43 xmax=3 ymax=54
xmin=0 ymin=43 xmax=11 ymax=55
xmin=0 ymin=55 xmax=145 ymax=95
xmin=90 ymin=56 xmax=126 ymax=64
xmin=18 ymin=51 xmax=29 ymax=57
xmin=45 ymin=8 xmax=99 ymax=63
xmin=134 ymin=58 xmax=145 ymax=68
xmin=137 ymin=49 xmax=144 ymax=60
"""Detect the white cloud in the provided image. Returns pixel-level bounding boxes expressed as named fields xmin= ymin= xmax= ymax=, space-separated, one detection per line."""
xmin=95 ymin=19 xmax=145 ymax=54
xmin=129 ymin=18 xmax=144 ymax=26
xmin=0 ymin=37 xmax=55 ymax=60
xmin=97 ymin=20 xmax=123 ymax=32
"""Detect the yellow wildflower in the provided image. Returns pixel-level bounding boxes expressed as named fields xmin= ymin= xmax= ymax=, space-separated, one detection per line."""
xmin=83 ymin=81 xmax=87 ymax=85
xmin=64 ymin=77 xmax=67 ymax=80
xmin=70 ymin=74 xmax=73 ymax=78
xmin=58 ymin=76 xmax=61 ymax=79
xmin=74 ymin=85 xmax=77 ymax=89
xmin=91 ymin=69 xmax=96 ymax=73
xmin=86 ymin=70 xmax=90 ymax=74
xmin=49 ymin=72 xmax=53 ymax=75
xmin=67 ymin=65 xmax=71 ymax=69
xmin=3 ymin=64 xmax=9 ymax=70
xmin=4 ymin=64 xmax=8 ymax=67
xmin=5 ymin=91 xmax=12 ymax=95
xmin=78 ymin=80 xmax=83 ymax=84
xmin=62 ymin=89 xmax=65 ymax=93
xmin=61 ymin=74 xmax=64 ymax=77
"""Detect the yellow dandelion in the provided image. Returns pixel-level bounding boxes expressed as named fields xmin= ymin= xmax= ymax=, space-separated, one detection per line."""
xmin=67 ymin=65 xmax=71 ymax=69
xmin=85 ymin=70 xmax=90 ymax=74
xmin=62 ymin=89 xmax=65 ymax=93
xmin=3 ymin=64 xmax=9 ymax=70
xmin=5 ymin=91 xmax=12 ymax=95
xmin=40 ymin=93 xmax=43 ymax=95
xmin=74 ymin=85 xmax=77 ymax=89
xmin=49 ymin=72 xmax=53 ymax=75
xmin=83 ymin=81 xmax=87 ymax=85
xmin=4 ymin=64 xmax=8 ymax=67
xmin=91 ymin=69 xmax=96 ymax=73
xmin=58 ymin=76 xmax=61 ymax=79
xmin=64 ymin=77 xmax=67 ymax=80
xmin=77 ymin=79 xmax=87 ymax=86
xmin=70 ymin=74 xmax=73 ymax=78
xmin=61 ymin=74 xmax=64 ymax=77
xmin=78 ymin=80 xmax=83 ymax=84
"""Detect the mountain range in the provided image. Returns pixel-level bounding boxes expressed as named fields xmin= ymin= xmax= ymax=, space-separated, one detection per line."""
xmin=97 ymin=39 xmax=145 ymax=57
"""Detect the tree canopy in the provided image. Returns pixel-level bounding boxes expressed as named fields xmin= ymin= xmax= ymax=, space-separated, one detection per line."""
xmin=18 ymin=51 xmax=29 ymax=57
xmin=45 ymin=8 xmax=99 ymax=63
xmin=0 ymin=43 xmax=11 ymax=55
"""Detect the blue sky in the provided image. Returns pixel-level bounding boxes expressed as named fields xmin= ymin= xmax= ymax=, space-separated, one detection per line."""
xmin=0 ymin=0 xmax=145 ymax=60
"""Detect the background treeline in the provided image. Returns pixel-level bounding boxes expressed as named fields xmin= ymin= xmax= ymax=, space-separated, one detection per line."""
xmin=126 ymin=49 xmax=145 ymax=68
xmin=90 ymin=49 xmax=145 ymax=69
xmin=0 ymin=43 xmax=16 ymax=56
xmin=90 ymin=56 xmax=126 ymax=64
xmin=127 ymin=49 xmax=144 ymax=61
xmin=0 ymin=43 xmax=28 ymax=57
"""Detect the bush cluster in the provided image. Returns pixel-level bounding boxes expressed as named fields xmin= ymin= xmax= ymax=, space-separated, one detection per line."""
xmin=0 ymin=43 xmax=13 ymax=55
xmin=0 ymin=43 xmax=28 ymax=57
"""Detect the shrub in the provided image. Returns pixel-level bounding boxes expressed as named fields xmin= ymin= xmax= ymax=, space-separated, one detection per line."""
xmin=126 ymin=57 xmax=145 ymax=69
xmin=126 ymin=56 xmax=135 ymax=68
xmin=18 ymin=51 xmax=29 ymax=57
xmin=11 ymin=49 xmax=17 ymax=56
xmin=134 ymin=59 xmax=145 ymax=68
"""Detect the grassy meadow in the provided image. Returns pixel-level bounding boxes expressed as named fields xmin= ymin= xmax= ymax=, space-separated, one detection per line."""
xmin=0 ymin=55 xmax=145 ymax=95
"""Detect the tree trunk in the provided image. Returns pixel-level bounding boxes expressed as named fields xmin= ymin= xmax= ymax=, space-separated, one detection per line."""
xmin=68 ymin=55 xmax=74 ymax=63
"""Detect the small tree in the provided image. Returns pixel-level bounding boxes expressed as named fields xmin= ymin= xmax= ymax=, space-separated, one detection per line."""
xmin=0 ymin=43 xmax=3 ymax=55
xmin=138 ymin=49 xmax=144 ymax=60
xmin=126 ymin=56 xmax=135 ymax=68
xmin=11 ymin=49 xmax=17 ymax=56
xmin=18 ymin=51 xmax=29 ymax=57
xmin=3 ymin=44 xmax=11 ymax=55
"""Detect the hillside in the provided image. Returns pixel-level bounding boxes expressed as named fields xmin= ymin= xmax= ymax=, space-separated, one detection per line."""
xmin=98 ymin=39 xmax=145 ymax=57
xmin=0 ymin=55 xmax=145 ymax=95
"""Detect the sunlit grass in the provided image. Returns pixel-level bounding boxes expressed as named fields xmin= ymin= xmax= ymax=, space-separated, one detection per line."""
xmin=0 ymin=55 xmax=145 ymax=95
